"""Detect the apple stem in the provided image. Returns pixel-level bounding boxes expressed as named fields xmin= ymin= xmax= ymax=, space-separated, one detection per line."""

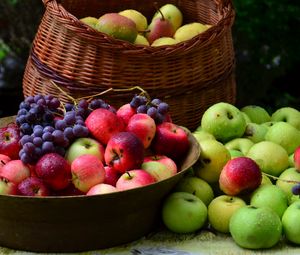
xmin=153 ymin=2 xmax=165 ymax=21
xmin=0 ymin=160 xmax=6 ymax=165
xmin=262 ymin=172 xmax=300 ymax=184
xmin=126 ymin=171 xmax=132 ymax=179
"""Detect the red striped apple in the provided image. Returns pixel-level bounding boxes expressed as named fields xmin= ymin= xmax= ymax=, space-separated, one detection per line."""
xmin=0 ymin=159 xmax=30 ymax=184
xmin=87 ymin=183 xmax=117 ymax=195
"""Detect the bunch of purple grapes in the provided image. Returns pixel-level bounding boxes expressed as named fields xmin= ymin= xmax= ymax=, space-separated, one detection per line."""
xmin=129 ymin=95 xmax=170 ymax=124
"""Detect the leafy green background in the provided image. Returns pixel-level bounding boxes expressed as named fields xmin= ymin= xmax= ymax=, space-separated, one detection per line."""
xmin=0 ymin=0 xmax=299 ymax=117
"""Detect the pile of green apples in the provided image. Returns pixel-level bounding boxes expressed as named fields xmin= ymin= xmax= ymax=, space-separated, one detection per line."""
xmin=161 ymin=102 xmax=300 ymax=250
xmin=80 ymin=3 xmax=211 ymax=46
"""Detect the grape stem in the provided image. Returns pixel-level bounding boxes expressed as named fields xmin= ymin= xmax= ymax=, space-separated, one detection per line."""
xmin=262 ymin=172 xmax=300 ymax=184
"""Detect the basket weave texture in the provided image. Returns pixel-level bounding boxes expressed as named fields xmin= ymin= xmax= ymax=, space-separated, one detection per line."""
xmin=23 ymin=0 xmax=236 ymax=131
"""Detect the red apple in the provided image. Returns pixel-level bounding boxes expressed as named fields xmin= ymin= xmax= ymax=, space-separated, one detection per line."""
xmin=104 ymin=166 xmax=120 ymax=186
xmin=126 ymin=113 xmax=156 ymax=149
xmin=0 ymin=154 xmax=11 ymax=169
xmin=219 ymin=157 xmax=262 ymax=196
xmin=116 ymin=169 xmax=156 ymax=191
xmin=141 ymin=161 xmax=175 ymax=181
xmin=85 ymin=108 xmax=125 ymax=145
xmin=0 ymin=176 xmax=18 ymax=195
xmin=17 ymin=177 xmax=50 ymax=197
xmin=151 ymin=122 xmax=190 ymax=161
xmin=86 ymin=183 xmax=118 ymax=195
xmin=104 ymin=132 xmax=144 ymax=174
xmin=0 ymin=159 xmax=31 ymax=184
xmin=71 ymin=154 xmax=105 ymax=193
xmin=35 ymin=153 xmax=71 ymax=190
xmin=294 ymin=146 xmax=300 ymax=171
xmin=144 ymin=155 xmax=177 ymax=175
xmin=54 ymin=183 xmax=85 ymax=196
xmin=0 ymin=123 xmax=21 ymax=159
xmin=116 ymin=103 xmax=136 ymax=126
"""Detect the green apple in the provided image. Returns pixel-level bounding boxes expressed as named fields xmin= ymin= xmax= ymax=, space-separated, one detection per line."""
xmin=271 ymin=107 xmax=300 ymax=130
xmin=208 ymin=195 xmax=246 ymax=233
xmin=134 ymin=34 xmax=149 ymax=46
xmin=241 ymin=112 xmax=251 ymax=124
xmin=161 ymin=192 xmax=207 ymax=233
xmin=65 ymin=137 xmax=105 ymax=163
xmin=264 ymin=121 xmax=300 ymax=155
xmin=80 ymin=16 xmax=98 ymax=29
xmin=229 ymin=149 xmax=244 ymax=159
xmin=243 ymin=122 xmax=268 ymax=143
xmin=152 ymin=4 xmax=183 ymax=31
xmin=247 ymin=141 xmax=289 ymax=176
xmin=141 ymin=161 xmax=174 ymax=181
xmin=201 ymin=102 xmax=246 ymax=143
xmin=119 ymin=9 xmax=148 ymax=31
xmin=225 ymin=138 xmax=254 ymax=155
xmin=229 ymin=206 xmax=282 ymax=249
xmin=250 ymin=184 xmax=288 ymax=218
xmin=289 ymin=153 xmax=295 ymax=167
xmin=193 ymin=129 xmax=215 ymax=142
xmin=240 ymin=105 xmax=271 ymax=124
xmin=276 ymin=167 xmax=300 ymax=204
xmin=193 ymin=139 xmax=231 ymax=183
xmin=174 ymin=176 xmax=214 ymax=206
xmin=282 ymin=201 xmax=300 ymax=244
xmin=261 ymin=174 xmax=273 ymax=185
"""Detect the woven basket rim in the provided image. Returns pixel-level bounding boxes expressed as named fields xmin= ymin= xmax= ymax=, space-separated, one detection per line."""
xmin=41 ymin=0 xmax=235 ymax=55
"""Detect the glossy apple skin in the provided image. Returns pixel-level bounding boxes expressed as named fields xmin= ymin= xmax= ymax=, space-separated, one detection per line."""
xmin=294 ymin=146 xmax=300 ymax=171
xmin=35 ymin=153 xmax=71 ymax=191
xmin=0 ymin=159 xmax=31 ymax=184
xmin=0 ymin=154 xmax=11 ymax=170
xmin=116 ymin=103 xmax=136 ymax=126
xmin=126 ymin=113 xmax=156 ymax=149
xmin=151 ymin=122 xmax=190 ymax=162
xmin=141 ymin=161 xmax=174 ymax=182
xmin=116 ymin=169 xmax=156 ymax=191
xmin=71 ymin=154 xmax=105 ymax=193
xmin=86 ymin=183 xmax=117 ymax=195
xmin=0 ymin=176 xmax=18 ymax=195
xmin=104 ymin=132 xmax=144 ymax=174
xmin=104 ymin=166 xmax=120 ymax=186
xmin=0 ymin=123 xmax=21 ymax=159
xmin=17 ymin=177 xmax=50 ymax=197
xmin=219 ymin=157 xmax=262 ymax=196
xmin=143 ymin=155 xmax=177 ymax=175
xmin=85 ymin=108 xmax=125 ymax=145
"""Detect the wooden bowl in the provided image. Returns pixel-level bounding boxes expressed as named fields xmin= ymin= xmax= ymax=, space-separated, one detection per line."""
xmin=0 ymin=116 xmax=200 ymax=252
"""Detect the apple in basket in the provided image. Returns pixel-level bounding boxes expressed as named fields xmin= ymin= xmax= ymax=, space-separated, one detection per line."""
xmin=17 ymin=176 xmax=50 ymax=197
xmin=0 ymin=159 xmax=31 ymax=185
xmin=0 ymin=123 xmax=21 ymax=159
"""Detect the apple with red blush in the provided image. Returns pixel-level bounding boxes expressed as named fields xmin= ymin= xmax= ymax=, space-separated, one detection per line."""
xmin=35 ymin=153 xmax=71 ymax=191
xmin=116 ymin=103 xmax=136 ymax=126
xmin=18 ymin=176 xmax=50 ymax=197
xmin=71 ymin=154 xmax=105 ymax=193
xmin=126 ymin=113 xmax=156 ymax=149
xmin=104 ymin=132 xmax=144 ymax=174
xmin=104 ymin=166 xmax=120 ymax=186
xmin=0 ymin=154 xmax=11 ymax=169
xmin=116 ymin=169 xmax=156 ymax=191
xmin=0 ymin=159 xmax=31 ymax=184
xmin=294 ymin=146 xmax=300 ymax=171
xmin=54 ymin=183 xmax=85 ymax=196
xmin=86 ymin=183 xmax=117 ymax=195
xmin=219 ymin=157 xmax=262 ymax=196
xmin=0 ymin=123 xmax=21 ymax=159
xmin=0 ymin=176 xmax=18 ymax=195
xmin=143 ymin=155 xmax=177 ymax=175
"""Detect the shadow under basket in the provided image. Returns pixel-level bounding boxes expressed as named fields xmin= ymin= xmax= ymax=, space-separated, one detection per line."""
xmin=23 ymin=0 xmax=236 ymax=131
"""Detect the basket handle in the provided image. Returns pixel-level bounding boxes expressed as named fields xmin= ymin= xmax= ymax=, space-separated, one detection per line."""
xmin=215 ymin=0 xmax=233 ymax=10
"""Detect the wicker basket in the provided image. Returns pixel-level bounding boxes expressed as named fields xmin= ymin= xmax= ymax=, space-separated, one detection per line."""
xmin=23 ymin=0 xmax=236 ymax=131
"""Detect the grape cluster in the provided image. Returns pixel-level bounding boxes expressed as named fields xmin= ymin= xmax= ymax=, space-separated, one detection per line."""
xmin=129 ymin=95 xmax=170 ymax=124
xmin=292 ymin=183 xmax=300 ymax=195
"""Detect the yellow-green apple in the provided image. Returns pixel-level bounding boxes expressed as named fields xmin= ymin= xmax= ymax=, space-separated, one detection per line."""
xmin=161 ymin=192 xmax=207 ymax=233
xmin=0 ymin=154 xmax=11 ymax=169
xmin=85 ymin=108 xmax=125 ymax=145
xmin=250 ymin=184 xmax=288 ymax=218
xmin=116 ymin=103 xmax=136 ymax=126
xmin=80 ymin=16 xmax=98 ymax=29
xmin=193 ymin=128 xmax=215 ymax=142
xmin=174 ymin=22 xmax=211 ymax=42
xmin=225 ymin=138 xmax=254 ymax=155
xmin=261 ymin=174 xmax=273 ymax=185
xmin=0 ymin=176 xmax=18 ymax=195
xmin=151 ymin=3 xmax=183 ymax=31
xmin=116 ymin=169 xmax=156 ymax=191
xmin=126 ymin=113 xmax=156 ymax=149
xmin=95 ymin=13 xmax=138 ymax=43
xmin=295 ymin=146 xmax=300 ymax=170
xmin=243 ymin=122 xmax=268 ymax=143
xmin=0 ymin=159 xmax=30 ymax=184
xmin=264 ymin=121 xmax=300 ymax=155
xmin=241 ymin=112 xmax=251 ymax=124
xmin=247 ymin=141 xmax=289 ymax=176
xmin=229 ymin=149 xmax=244 ymax=159
xmin=104 ymin=132 xmax=144 ymax=174
xmin=276 ymin=167 xmax=300 ymax=203
xmin=151 ymin=37 xmax=178 ymax=46
xmin=151 ymin=122 xmax=190 ymax=162
xmin=35 ymin=153 xmax=71 ymax=191
xmin=134 ymin=34 xmax=149 ymax=46
xmin=208 ymin=195 xmax=246 ymax=233
xmin=240 ymin=105 xmax=271 ymax=124
xmin=289 ymin=153 xmax=295 ymax=167
xmin=104 ymin=166 xmax=120 ymax=186
xmin=174 ymin=176 xmax=214 ymax=206
xmin=143 ymin=155 xmax=177 ymax=175
xmin=229 ymin=206 xmax=282 ymax=249
xmin=194 ymin=139 xmax=230 ymax=183
xmin=86 ymin=183 xmax=117 ymax=195
xmin=0 ymin=123 xmax=21 ymax=159
xmin=65 ymin=137 xmax=105 ymax=164
xmin=219 ymin=157 xmax=262 ymax=196
xmin=17 ymin=176 xmax=50 ymax=197
xmin=201 ymin=102 xmax=246 ymax=143
xmin=71 ymin=154 xmax=105 ymax=193
xmin=282 ymin=201 xmax=300 ymax=244
xmin=119 ymin=9 xmax=148 ymax=31
xmin=141 ymin=161 xmax=174 ymax=181
xmin=271 ymin=107 xmax=300 ymax=130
